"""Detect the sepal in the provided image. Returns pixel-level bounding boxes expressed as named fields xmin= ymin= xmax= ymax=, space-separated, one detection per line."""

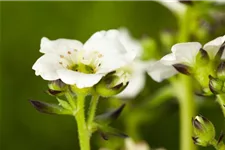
xmin=30 ymin=100 xmax=72 ymax=115
xmin=209 ymin=75 xmax=225 ymax=94
xmin=173 ymin=64 xmax=192 ymax=75
xmin=196 ymin=48 xmax=210 ymax=65
xmin=98 ymin=125 xmax=128 ymax=140
xmin=57 ymin=98 xmax=73 ymax=111
xmin=95 ymin=104 xmax=125 ymax=125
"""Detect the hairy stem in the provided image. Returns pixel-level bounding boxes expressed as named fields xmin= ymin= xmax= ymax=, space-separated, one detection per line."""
xmin=75 ymin=94 xmax=90 ymax=150
xmin=87 ymin=94 xmax=99 ymax=129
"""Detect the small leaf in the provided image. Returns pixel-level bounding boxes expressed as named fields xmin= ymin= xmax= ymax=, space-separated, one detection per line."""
xmin=57 ymin=98 xmax=73 ymax=111
xmin=95 ymin=104 xmax=125 ymax=125
xmin=218 ymin=131 xmax=224 ymax=144
xmin=98 ymin=125 xmax=128 ymax=140
xmin=30 ymin=100 xmax=72 ymax=115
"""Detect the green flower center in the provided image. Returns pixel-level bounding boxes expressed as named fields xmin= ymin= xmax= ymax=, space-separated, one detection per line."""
xmin=69 ymin=63 xmax=96 ymax=74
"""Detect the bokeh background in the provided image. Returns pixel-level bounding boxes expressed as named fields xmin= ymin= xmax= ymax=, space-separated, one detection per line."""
xmin=1 ymin=1 xmax=225 ymax=150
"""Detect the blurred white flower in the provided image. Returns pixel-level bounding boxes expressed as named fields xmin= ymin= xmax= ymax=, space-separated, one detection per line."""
xmin=32 ymin=30 xmax=135 ymax=88
xmin=157 ymin=0 xmax=187 ymax=16
xmin=115 ymin=29 xmax=153 ymax=98
xmin=125 ymin=138 xmax=150 ymax=150
xmin=148 ymin=35 xmax=225 ymax=82
xmin=99 ymin=138 xmax=166 ymax=150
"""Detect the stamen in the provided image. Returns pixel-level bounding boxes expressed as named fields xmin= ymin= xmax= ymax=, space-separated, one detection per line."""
xmin=68 ymin=51 xmax=71 ymax=55
xmin=60 ymin=55 xmax=64 ymax=58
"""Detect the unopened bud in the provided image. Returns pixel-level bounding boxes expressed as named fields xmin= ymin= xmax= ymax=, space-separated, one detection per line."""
xmin=209 ymin=75 xmax=225 ymax=94
xmin=94 ymin=71 xmax=129 ymax=97
xmin=47 ymin=79 xmax=67 ymax=96
xmin=192 ymin=115 xmax=215 ymax=147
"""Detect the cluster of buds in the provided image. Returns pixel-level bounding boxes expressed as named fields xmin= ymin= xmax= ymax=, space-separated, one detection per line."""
xmin=192 ymin=115 xmax=225 ymax=149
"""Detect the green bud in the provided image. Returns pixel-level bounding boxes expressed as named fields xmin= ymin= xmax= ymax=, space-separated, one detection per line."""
xmin=217 ymin=61 xmax=225 ymax=80
xmin=192 ymin=115 xmax=216 ymax=147
xmin=209 ymin=75 xmax=225 ymax=94
xmin=196 ymin=48 xmax=210 ymax=65
xmin=48 ymin=80 xmax=67 ymax=96
xmin=94 ymin=72 xmax=129 ymax=97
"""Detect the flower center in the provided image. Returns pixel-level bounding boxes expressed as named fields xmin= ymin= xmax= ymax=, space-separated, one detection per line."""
xmin=59 ymin=50 xmax=102 ymax=74
xmin=69 ymin=63 xmax=95 ymax=74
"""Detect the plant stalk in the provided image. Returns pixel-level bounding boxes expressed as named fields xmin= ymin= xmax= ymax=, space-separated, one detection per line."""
xmin=87 ymin=94 xmax=99 ymax=128
xmin=75 ymin=94 xmax=90 ymax=150
xmin=172 ymin=75 xmax=196 ymax=150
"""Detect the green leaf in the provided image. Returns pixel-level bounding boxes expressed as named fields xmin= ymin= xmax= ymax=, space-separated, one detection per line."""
xmin=95 ymin=104 xmax=125 ymax=125
xmin=57 ymin=98 xmax=73 ymax=111
xmin=30 ymin=100 xmax=72 ymax=115
xmin=98 ymin=125 xmax=128 ymax=140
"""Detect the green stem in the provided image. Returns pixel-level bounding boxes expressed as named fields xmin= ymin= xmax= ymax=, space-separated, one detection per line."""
xmin=75 ymin=94 xmax=90 ymax=150
xmin=87 ymin=94 xmax=99 ymax=129
xmin=65 ymin=92 xmax=76 ymax=109
xmin=172 ymin=75 xmax=196 ymax=150
xmin=216 ymin=94 xmax=225 ymax=117
xmin=211 ymin=139 xmax=225 ymax=150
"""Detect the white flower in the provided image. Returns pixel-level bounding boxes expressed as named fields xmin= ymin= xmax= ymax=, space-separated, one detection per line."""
xmin=112 ymin=28 xmax=153 ymax=98
xmin=32 ymin=30 xmax=135 ymax=88
xmin=125 ymin=138 xmax=150 ymax=150
xmin=148 ymin=35 xmax=225 ymax=82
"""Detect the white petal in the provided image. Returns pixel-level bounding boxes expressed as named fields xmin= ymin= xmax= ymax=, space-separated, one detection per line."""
xmin=84 ymin=30 xmax=134 ymax=73
xmin=40 ymin=37 xmax=83 ymax=55
xmin=118 ymin=28 xmax=143 ymax=58
xmin=203 ymin=35 xmax=225 ymax=59
xmin=117 ymin=60 xmax=153 ymax=98
xmin=57 ymin=69 xmax=104 ymax=88
xmin=161 ymin=53 xmax=177 ymax=65
xmin=147 ymin=61 xmax=178 ymax=82
xmin=171 ymin=42 xmax=202 ymax=65
xmin=32 ymin=54 xmax=62 ymax=80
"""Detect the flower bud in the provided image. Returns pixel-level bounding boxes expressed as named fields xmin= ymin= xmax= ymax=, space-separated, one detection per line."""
xmin=209 ymin=75 xmax=225 ymax=94
xmin=192 ymin=115 xmax=215 ymax=147
xmin=217 ymin=61 xmax=225 ymax=80
xmin=94 ymin=71 xmax=129 ymax=97
xmin=47 ymin=79 xmax=67 ymax=96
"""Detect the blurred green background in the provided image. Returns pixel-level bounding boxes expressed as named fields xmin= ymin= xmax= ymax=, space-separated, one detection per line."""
xmin=1 ymin=1 xmax=225 ymax=150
